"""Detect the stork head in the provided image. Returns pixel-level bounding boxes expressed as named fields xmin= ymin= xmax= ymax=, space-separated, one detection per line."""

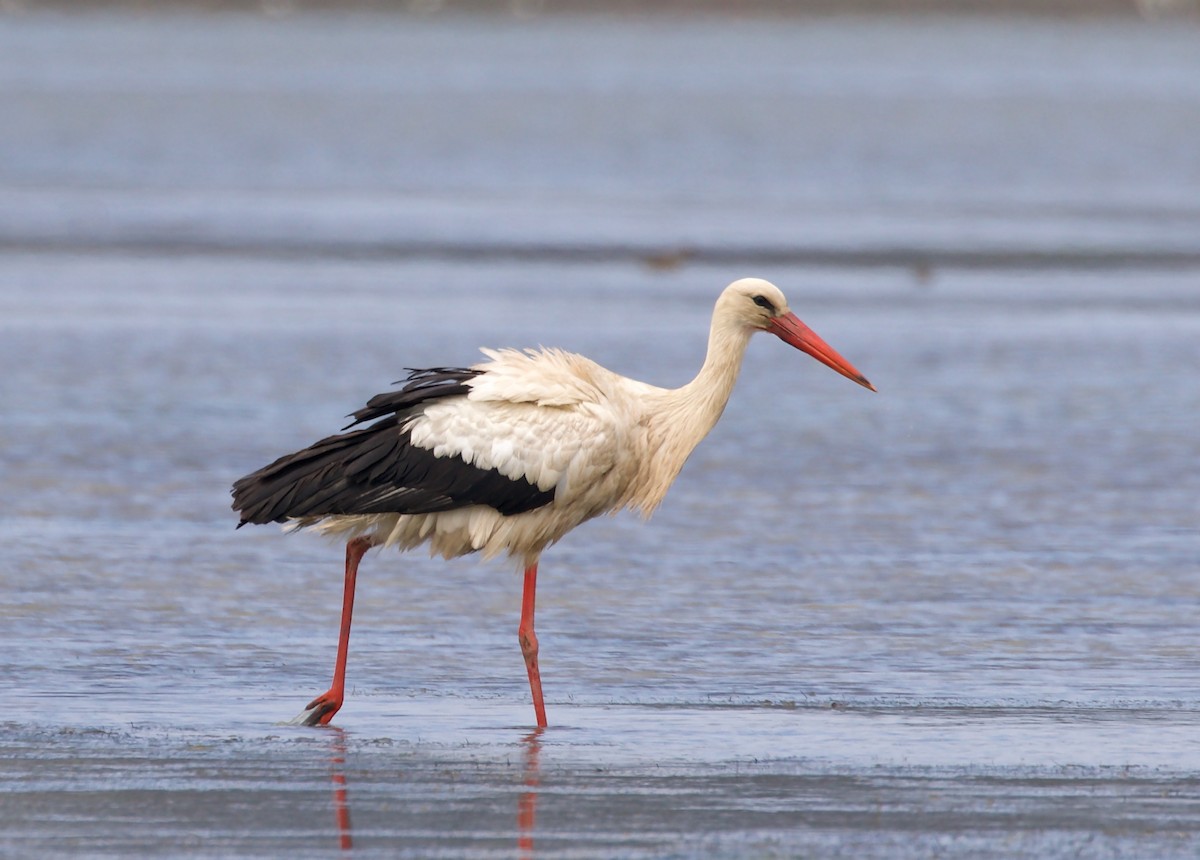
xmin=723 ymin=277 xmax=875 ymax=391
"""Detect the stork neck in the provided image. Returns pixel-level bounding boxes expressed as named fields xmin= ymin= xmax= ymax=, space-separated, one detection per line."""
xmin=631 ymin=319 xmax=753 ymax=514
xmin=676 ymin=318 xmax=754 ymax=431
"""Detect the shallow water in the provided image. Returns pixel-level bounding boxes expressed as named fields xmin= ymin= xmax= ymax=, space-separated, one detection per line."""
xmin=2 ymin=8 xmax=1200 ymax=859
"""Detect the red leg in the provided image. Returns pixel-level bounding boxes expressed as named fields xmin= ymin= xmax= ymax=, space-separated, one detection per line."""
xmin=291 ymin=536 xmax=374 ymax=727
xmin=518 ymin=564 xmax=548 ymax=728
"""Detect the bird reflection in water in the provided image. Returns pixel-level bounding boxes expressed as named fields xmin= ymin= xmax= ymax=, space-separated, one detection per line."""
xmin=317 ymin=727 xmax=543 ymax=856
xmin=324 ymin=727 xmax=352 ymax=851
xmin=518 ymin=728 xmax=544 ymax=859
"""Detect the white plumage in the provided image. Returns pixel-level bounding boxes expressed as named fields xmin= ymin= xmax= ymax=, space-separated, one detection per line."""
xmin=231 ymin=277 xmax=874 ymax=727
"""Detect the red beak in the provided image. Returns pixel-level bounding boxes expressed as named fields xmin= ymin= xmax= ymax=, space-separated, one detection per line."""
xmin=768 ymin=312 xmax=876 ymax=391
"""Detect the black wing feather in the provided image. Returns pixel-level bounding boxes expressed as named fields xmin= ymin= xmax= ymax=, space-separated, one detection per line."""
xmin=231 ymin=367 xmax=554 ymax=527
xmin=345 ymin=367 xmax=484 ymax=428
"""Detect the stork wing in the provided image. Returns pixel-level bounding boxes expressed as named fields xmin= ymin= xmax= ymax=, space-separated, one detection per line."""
xmin=231 ymin=363 xmax=623 ymax=527
xmin=231 ymin=368 xmax=553 ymax=526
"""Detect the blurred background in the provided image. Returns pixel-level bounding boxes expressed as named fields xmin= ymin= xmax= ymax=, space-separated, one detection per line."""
xmin=3 ymin=0 xmax=1200 ymax=275
xmin=2 ymin=2 xmax=1199 ymax=857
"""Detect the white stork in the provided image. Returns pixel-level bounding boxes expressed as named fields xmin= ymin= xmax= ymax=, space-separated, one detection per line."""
xmin=231 ymin=277 xmax=874 ymax=727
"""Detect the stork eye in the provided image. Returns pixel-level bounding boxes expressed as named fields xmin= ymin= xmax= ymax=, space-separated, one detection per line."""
xmin=751 ymin=295 xmax=776 ymax=312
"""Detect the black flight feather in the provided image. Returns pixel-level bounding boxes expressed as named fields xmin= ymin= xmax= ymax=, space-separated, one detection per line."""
xmin=231 ymin=367 xmax=554 ymax=527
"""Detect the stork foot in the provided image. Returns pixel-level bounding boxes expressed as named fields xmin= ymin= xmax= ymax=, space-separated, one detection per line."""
xmin=286 ymin=690 xmax=342 ymax=727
